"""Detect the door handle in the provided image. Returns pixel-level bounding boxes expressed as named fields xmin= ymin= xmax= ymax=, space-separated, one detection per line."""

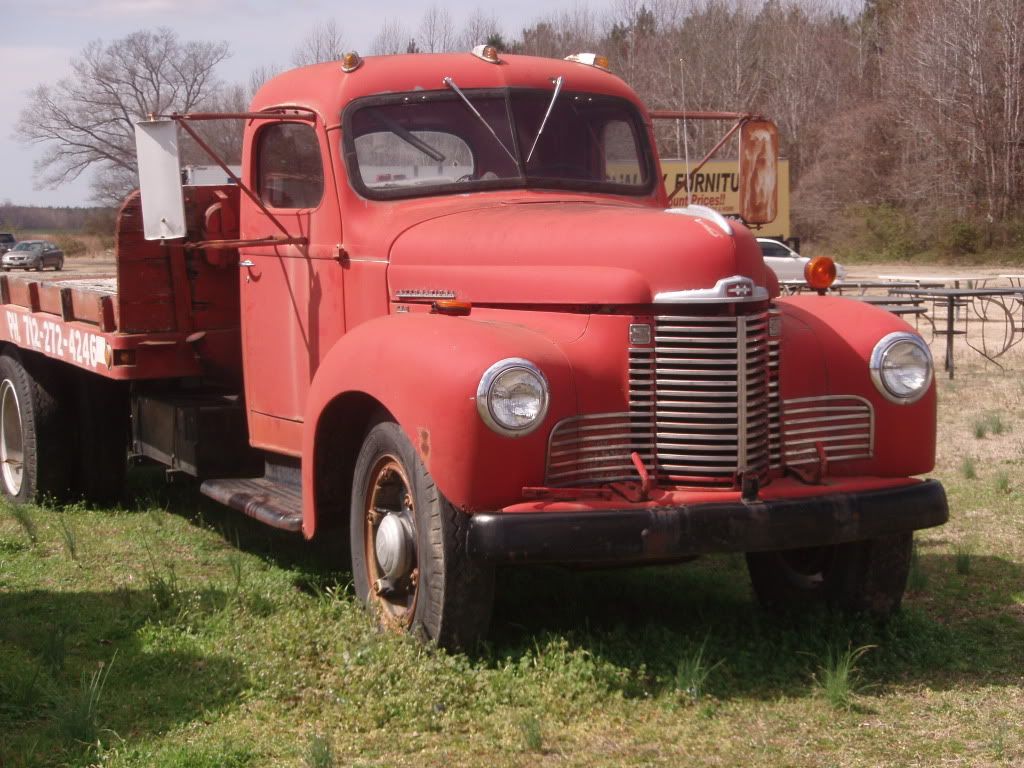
xmin=238 ymin=259 xmax=255 ymax=268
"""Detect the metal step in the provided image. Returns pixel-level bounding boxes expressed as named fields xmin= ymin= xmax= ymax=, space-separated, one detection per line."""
xmin=200 ymin=477 xmax=303 ymax=532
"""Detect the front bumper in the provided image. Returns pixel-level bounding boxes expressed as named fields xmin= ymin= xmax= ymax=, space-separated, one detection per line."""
xmin=466 ymin=479 xmax=947 ymax=564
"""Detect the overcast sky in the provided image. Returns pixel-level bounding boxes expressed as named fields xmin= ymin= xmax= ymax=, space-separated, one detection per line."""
xmin=0 ymin=0 xmax=573 ymax=208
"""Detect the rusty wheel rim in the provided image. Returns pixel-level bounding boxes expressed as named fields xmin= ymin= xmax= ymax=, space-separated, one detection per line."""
xmin=362 ymin=455 xmax=418 ymax=627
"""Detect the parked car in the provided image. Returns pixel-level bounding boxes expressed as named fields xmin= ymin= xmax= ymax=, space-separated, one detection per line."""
xmin=0 ymin=233 xmax=15 ymax=256
xmin=1 ymin=240 xmax=64 ymax=271
xmin=757 ymin=237 xmax=846 ymax=283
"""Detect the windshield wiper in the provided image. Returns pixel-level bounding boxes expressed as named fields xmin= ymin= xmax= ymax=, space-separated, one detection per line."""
xmin=442 ymin=76 xmax=518 ymax=165
xmin=526 ymin=76 xmax=564 ymax=164
xmin=368 ymin=109 xmax=445 ymax=162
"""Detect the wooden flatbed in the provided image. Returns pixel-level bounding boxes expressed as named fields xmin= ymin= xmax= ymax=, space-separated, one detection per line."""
xmin=0 ymin=187 xmax=243 ymax=383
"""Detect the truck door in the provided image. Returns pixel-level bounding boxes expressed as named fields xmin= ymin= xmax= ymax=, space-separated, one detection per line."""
xmin=239 ymin=118 xmax=345 ymax=454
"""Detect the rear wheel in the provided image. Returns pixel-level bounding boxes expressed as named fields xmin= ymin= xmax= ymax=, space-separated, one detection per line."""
xmin=746 ymin=533 xmax=913 ymax=618
xmin=350 ymin=420 xmax=494 ymax=650
xmin=55 ymin=257 xmax=64 ymax=271
xmin=0 ymin=351 xmax=72 ymax=503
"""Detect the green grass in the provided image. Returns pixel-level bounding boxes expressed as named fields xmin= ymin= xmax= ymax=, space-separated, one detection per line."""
xmin=960 ymin=456 xmax=976 ymax=479
xmin=674 ymin=637 xmax=723 ymax=703
xmin=995 ymin=469 xmax=1011 ymax=494
xmin=0 ymin=371 xmax=1023 ymax=767
xmin=815 ymin=644 xmax=874 ymax=710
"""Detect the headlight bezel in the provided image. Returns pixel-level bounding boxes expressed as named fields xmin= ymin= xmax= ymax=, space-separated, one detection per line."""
xmin=476 ymin=358 xmax=550 ymax=437
xmin=869 ymin=332 xmax=933 ymax=405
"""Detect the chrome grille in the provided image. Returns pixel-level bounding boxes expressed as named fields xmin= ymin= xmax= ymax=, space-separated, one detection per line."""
xmin=781 ymin=396 xmax=873 ymax=466
xmin=545 ymin=311 xmax=781 ymax=488
xmin=640 ymin=312 xmax=778 ymax=485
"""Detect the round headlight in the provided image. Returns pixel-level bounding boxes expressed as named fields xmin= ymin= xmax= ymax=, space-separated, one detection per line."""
xmin=870 ymin=332 xmax=933 ymax=404
xmin=476 ymin=358 xmax=549 ymax=437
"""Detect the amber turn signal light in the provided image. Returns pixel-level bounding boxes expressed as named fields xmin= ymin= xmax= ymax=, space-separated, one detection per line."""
xmin=431 ymin=300 xmax=472 ymax=316
xmin=804 ymin=256 xmax=837 ymax=291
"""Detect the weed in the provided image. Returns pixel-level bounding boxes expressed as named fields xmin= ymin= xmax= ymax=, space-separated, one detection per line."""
xmin=985 ymin=412 xmax=1008 ymax=435
xmin=816 ymin=644 xmax=875 ymax=710
xmin=973 ymin=419 xmax=988 ymax=439
xmin=228 ymin=551 xmax=245 ymax=597
xmin=305 ymin=733 xmax=335 ymax=768
xmin=0 ymin=663 xmax=50 ymax=718
xmin=518 ymin=715 xmax=544 ymax=752
xmin=995 ymin=470 xmax=1011 ymax=494
xmin=674 ymin=638 xmax=724 ymax=703
xmin=990 ymin=723 xmax=1007 ymax=761
xmin=960 ymin=456 xmax=977 ymax=479
xmin=57 ymin=654 xmax=115 ymax=745
xmin=41 ymin=625 xmax=67 ymax=672
xmin=954 ymin=543 xmax=973 ymax=575
xmin=146 ymin=562 xmax=182 ymax=612
xmin=8 ymin=505 xmax=38 ymax=545
xmin=57 ymin=516 xmax=78 ymax=561
xmin=908 ymin=541 xmax=928 ymax=591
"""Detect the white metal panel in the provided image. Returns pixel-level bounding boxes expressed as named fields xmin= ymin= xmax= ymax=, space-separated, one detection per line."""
xmin=134 ymin=120 xmax=186 ymax=241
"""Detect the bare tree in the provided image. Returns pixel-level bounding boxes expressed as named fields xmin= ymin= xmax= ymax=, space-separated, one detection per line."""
xmin=371 ymin=18 xmax=412 ymax=55
xmin=292 ymin=19 xmax=347 ymax=67
xmin=521 ymin=4 xmax=602 ymax=58
xmin=457 ymin=9 xmax=504 ymax=51
xmin=16 ymin=28 xmax=229 ymax=204
xmin=419 ymin=6 xmax=457 ymax=53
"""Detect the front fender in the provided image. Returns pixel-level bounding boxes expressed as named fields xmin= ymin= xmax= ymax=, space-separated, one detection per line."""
xmin=302 ymin=313 xmax=575 ymax=531
xmin=778 ymin=295 xmax=937 ymax=477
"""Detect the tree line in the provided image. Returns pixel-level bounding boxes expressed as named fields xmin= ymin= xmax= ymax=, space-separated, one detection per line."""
xmin=17 ymin=1 xmax=1024 ymax=256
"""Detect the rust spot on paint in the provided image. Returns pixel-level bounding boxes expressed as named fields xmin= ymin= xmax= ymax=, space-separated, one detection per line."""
xmin=418 ymin=428 xmax=430 ymax=462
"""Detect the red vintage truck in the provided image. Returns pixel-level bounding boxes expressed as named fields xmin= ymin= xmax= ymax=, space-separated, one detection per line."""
xmin=0 ymin=48 xmax=946 ymax=649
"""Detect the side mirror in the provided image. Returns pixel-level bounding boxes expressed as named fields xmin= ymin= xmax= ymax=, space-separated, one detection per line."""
xmin=134 ymin=120 xmax=186 ymax=240
xmin=739 ymin=120 xmax=779 ymax=225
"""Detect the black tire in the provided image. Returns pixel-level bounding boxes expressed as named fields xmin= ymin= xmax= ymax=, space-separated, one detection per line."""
xmin=70 ymin=372 xmax=128 ymax=505
xmin=55 ymin=257 xmax=64 ymax=272
xmin=0 ymin=350 xmax=73 ymax=503
xmin=350 ymin=419 xmax=494 ymax=650
xmin=746 ymin=533 xmax=913 ymax=618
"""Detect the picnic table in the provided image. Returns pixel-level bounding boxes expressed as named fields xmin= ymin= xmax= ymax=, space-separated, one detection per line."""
xmin=894 ymin=287 xmax=1024 ymax=378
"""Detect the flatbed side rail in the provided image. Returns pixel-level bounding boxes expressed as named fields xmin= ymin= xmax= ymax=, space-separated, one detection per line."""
xmin=0 ymin=275 xmax=203 ymax=381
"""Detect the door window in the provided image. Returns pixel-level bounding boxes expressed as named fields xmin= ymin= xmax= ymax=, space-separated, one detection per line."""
xmin=256 ymin=123 xmax=324 ymax=209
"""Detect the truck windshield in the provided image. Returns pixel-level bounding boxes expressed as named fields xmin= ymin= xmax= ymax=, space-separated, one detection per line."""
xmin=343 ymin=88 xmax=653 ymax=199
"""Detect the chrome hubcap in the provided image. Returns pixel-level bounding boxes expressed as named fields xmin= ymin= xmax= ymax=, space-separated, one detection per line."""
xmin=375 ymin=512 xmax=415 ymax=580
xmin=0 ymin=379 xmax=24 ymax=496
xmin=363 ymin=456 xmax=418 ymax=626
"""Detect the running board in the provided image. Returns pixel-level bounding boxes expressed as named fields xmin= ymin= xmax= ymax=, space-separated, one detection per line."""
xmin=200 ymin=477 xmax=303 ymax=532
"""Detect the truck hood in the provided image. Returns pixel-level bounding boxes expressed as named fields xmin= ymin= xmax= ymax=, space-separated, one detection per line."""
xmin=387 ymin=201 xmax=777 ymax=305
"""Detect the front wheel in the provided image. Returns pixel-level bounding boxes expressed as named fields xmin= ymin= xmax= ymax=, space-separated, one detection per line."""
xmin=350 ymin=420 xmax=494 ymax=650
xmin=746 ymin=533 xmax=913 ymax=618
xmin=55 ymin=257 xmax=64 ymax=271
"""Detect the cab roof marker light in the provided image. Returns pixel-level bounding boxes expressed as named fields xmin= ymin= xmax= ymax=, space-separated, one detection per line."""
xmin=564 ymin=53 xmax=610 ymax=70
xmin=341 ymin=52 xmax=363 ymax=73
xmin=472 ymin=45 xmax=501 ymax=63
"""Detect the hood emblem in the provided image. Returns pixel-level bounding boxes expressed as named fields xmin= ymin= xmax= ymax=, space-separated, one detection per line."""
xmin=653 ymin=275 xmax=768 ymax=304
xmin=725 ymin=280 xmax=753 ymax=298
